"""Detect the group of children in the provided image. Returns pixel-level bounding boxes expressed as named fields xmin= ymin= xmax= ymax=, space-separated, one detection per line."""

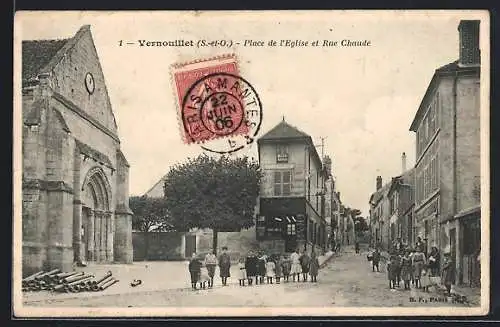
xmin=236 ymin=249 xmax=321 ymax=286
xmin=369 ymin=245 xmax=456 ymax=295
xmin=188 ymin=247 xmax=321 ymax=290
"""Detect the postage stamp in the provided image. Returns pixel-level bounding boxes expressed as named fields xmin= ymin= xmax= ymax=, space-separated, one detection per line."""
xmin=172 ymin=55 xmax=262 ymax=152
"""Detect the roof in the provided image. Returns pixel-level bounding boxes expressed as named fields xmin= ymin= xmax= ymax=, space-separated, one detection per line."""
xmin=409 ymin=60 xmax=480 ymax=131
xmin=369 ymin=182 xmax=391 ymax=206
xmin=143 ymin=175 xmax=167 ymax=197
xmin=22 ymin=39 xmax=69 ymax=84
xmin=21 ymin=25 xmax=92 ymax=87
xmin=258 ymin=119 xmax=310 ymax=142
xmin=387 ymin=168 xmax=415 ymax=196
xmin=257 ymin=119 xmax=324 ymax=174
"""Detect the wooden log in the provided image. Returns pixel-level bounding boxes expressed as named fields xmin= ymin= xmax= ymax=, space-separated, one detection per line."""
xmin=95 ymin=271 xmax=113 ymax=284
xmin=53 ymin=284 xmax=67 ymax=292
xmin=67 ymin=275 xmax=94 ymax=286
xmin=100 ymin=278 xmax=119 ymax=290
xmin=96 ymin=275 xmax=113 ymax=287
xmin=35 ymin=269 xmax=60 ymax=280
xmin=56 ymin=271 xmax=78 ymax=279
xmin=22 ymin=270 xmax=45 ymax=282
xmin=62 ymin=272 xmax=86 ymax=284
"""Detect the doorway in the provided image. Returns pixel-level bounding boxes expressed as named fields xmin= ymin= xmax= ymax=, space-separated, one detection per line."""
xmin=185 ymin=234 xmax=196 ymax=258
xmin=284 ymin=222 xmax=297 ymax=252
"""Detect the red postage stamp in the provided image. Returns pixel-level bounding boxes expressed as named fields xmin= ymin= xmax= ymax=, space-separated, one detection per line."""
xmin=171 ymin=54 xmax=256 ymax=145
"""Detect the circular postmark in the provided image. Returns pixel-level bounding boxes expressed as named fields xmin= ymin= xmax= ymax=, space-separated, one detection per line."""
xmin=182 ymin=72 xmax=263 ymax=154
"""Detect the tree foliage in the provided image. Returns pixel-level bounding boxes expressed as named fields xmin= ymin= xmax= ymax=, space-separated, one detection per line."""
xmin=163 ymin=154 xmax=262 ymax=234
xmin=129 ymin=195 xmax=173 ymax=232
xmin=354 ymin=216 xmax=369 ymax=233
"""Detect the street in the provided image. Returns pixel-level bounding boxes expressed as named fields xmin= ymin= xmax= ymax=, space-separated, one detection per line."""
xmin=23 ymin=247 xmax=475 ymax=308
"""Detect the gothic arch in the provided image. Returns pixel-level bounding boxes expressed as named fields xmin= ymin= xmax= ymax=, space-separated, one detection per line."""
xmin=81 ymin=166 xmax=112 ymax=211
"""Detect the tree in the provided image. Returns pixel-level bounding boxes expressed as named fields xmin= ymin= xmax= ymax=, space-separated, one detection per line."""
xmin=354 ymin=216 xmax=369 ymax=234
xmin=163 ymin=154 xmax=262 ymax=254
xmin=129 ymin=195 xmax=173 ymax=232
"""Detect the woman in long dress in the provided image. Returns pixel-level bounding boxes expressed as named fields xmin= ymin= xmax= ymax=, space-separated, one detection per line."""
xmin=309 ymin=251 xmax=320 ymax=282
xmin=400 ymin=250 xmax=412 ymax=290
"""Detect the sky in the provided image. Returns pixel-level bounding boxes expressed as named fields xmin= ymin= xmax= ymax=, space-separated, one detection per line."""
xmin=16 ymin=11 xmax=474 ymax=216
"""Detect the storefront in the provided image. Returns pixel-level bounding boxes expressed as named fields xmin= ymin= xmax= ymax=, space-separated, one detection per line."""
xmin=257 ymin=197 xmax=326 ymax=253
xmin=460 ymin=209 xmax=481 ymax=287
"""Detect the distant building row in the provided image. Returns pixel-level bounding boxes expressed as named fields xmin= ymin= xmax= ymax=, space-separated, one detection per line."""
xmin=143 ymin=119 xmax=355 ymax=259
xmin=368 ymin=20 xmax=481 ymax=288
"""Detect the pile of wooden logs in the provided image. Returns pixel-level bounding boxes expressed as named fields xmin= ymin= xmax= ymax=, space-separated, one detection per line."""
xmin=22 ymin=269 xmax=119 ymax=293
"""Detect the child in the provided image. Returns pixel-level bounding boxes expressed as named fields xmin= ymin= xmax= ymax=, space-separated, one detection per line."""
xmin=281 ymin=255 xmax=291 ymax=282
xmin=245 ymin=250 xmax=258 ymax=286
xmin=199 ymin=263 xmax=210 ymax=289
xmin=275 ymin=255 xmax=283 ymax=284
xmin=309 ymin=251 xmax=320 ymax=282
xmin=256 ymin=252 xmax=267 ymax=284
xmin=387 ymin=255 xmax=399 ymax=289
xmin=420 ymin=266 xmax=431 ymax=292
xmin=290 ymin=248 xmax=302 ymax=282
xmin=188 ymin=252 xmax=202 ymax=290
xmin=265 ymin=256 xmax=275 ymax=284
xmin=238 ymin=256 xmax=247 ymax=286
xmin=204 ymin=250 xmax=217 ymax=288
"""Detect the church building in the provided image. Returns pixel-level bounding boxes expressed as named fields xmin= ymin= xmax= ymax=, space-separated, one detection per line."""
xmin=22 ymin=25 xmax=133 ymax=275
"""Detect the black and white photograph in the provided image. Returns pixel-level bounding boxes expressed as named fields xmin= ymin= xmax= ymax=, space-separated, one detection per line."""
xmin=13 ymin=10 xmax=490 ymax=317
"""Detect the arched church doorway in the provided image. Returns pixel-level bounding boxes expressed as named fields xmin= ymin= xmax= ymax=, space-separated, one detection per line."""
xmin=81 ymin=167 xmax=112 ymax=262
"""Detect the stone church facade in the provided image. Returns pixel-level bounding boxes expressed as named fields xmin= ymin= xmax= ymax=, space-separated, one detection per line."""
xmin=22 ymin=25 xmax=133 ymax=275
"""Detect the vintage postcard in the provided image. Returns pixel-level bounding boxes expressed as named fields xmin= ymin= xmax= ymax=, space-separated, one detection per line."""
xmin=13 ymin=10 xmax=490 ymax=317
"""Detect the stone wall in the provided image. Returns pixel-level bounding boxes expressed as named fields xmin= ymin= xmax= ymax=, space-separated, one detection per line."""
xmin=132 ymin=232 xmax=184 ymax=261
xmin=456 ymin=76 xmax=481 ymax=213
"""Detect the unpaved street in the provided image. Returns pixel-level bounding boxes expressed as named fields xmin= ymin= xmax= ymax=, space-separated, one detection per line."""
xmin=24 ymin=248 xmax=473 ymax=308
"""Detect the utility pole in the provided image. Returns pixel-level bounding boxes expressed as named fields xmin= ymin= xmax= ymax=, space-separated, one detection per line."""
xmin=315 ymin=136 xmax=327 ymax=164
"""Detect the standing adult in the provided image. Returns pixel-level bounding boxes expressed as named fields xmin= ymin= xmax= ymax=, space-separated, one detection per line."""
xmin=400 ymin=250 xmax=412 ymax=290
xmin=204 ymin=249 xmax=217 ymax=288
xmin=299 ymin=250 xmax=311 ymax=282
xmin=245 ymin=250 xmax=258 ymax=286
xmin=355 ymin=241 xmax=360 ymax=254
xmin=372 ymin=248 xmax=381 ymax=272
xmin=428 ymin=246 xmax=440 ymax=277
xmin=415 ymin=237 xmax=425 ymax=253
xmin=441 ymin=252 xmax=456 ymax=296
xmin=290 ymin=248 xmax=302 ymax=282
xmin=218 ymin=246 xmax=231 ymax=286
xmin=395 ymin=238 xmax=404 ymax=255
xmin=309 ymin=251 xmax=320 ymax=282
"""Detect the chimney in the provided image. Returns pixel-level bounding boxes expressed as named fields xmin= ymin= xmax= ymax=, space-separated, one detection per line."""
xmin=458 ymin=20 xmax=480 ymax=66
xmin=376 ymin=176 xmax=382 ymax=190
xmin=402 ymin=152 xmax=407 ymax=173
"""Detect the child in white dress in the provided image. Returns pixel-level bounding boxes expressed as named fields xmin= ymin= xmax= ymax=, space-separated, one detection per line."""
xmin=420 ymin=267 xmax=431 ymax=292
xmin=199 ymin=264 xmax=210 ymax=290
xmin=265 ymin=259 xmax=276 ymax=284
xmin=238 ymin=257 xmax=247 ymax=286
